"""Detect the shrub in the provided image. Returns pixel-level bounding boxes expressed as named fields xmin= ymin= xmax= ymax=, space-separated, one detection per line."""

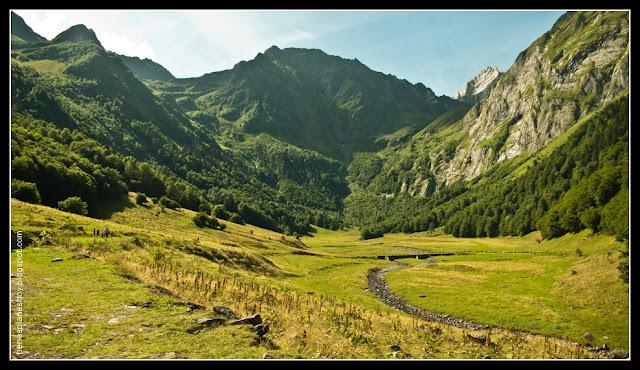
xmin=208 ymin=215 xmax=221 ymax=229
xmin=361 ymin=228 xmax=384 ymax=240
xmin=193 ymin=211 xmax=226 ymax=230
xmin=193 ymin=211 xmax=211 ymax=228
xmin=213 ymin=205 xmax=230 ymax=220
xmin=580 ymin=208 xmax=601 ymax=232
xmin=229 ymin=213 xmax=245 ymax=225
xmin=58 ymin=196 xmax=88 ymax=216
xmin=618 ymin=259 xmax=629 ymax=283
xmin=159 ymin=196 xmax=179 ymax=210
xmin=135 ymin=192 xmax=147 ymax=205
xmin=198 ymin=203 xmax=212 ymax=215
xmin=11 ymin=179 xmax=41 ymax=204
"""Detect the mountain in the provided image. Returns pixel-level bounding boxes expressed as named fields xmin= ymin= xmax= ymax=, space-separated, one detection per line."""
xmin=147 ymin=46 xmax=463 ymax=161
xmin=118 ymin=55 xmax=175 ymax=82
xmin=455 ymin=66 xmax=501 ymax=103
xmin=11 ymin=11 xmax=46 ymax=44
xmin=438 ymin=11 xmax=629 ymax=185
xmin=10 ymin=11 xmax=629 ymax=242
xmin=10 ymin=22 xmax=348 ymax=235
xmin=50 ymin=24 xmax=103 ymax=47
xmin=343 ymin=11 xmax=629 ymax=239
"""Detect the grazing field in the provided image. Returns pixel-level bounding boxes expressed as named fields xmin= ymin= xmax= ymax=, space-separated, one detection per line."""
xmin=10 ymin=195 xmax=628 ymax=358
xmin=385 ymin=248 xmax=628 ymax=349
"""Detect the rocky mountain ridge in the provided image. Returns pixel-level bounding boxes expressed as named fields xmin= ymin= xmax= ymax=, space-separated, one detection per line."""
xmin=455 ymin=66 xmax=501 ymax=103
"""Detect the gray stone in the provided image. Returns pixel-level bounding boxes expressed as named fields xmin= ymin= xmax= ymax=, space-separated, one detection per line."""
xmin=231 ymin=314 xmax=262 ymax=326
xmin=213 ymin=306 xmax=239 ymax=320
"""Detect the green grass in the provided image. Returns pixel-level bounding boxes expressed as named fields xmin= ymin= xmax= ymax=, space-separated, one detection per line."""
xmin=10 ymin=247 xmax=267 ymax=359
xmin=385 ymin=247 xmax=628 ymax=349
xmin=21 ymin=59 xmax=67 ymax=75
xmin=10 ymin=197 xmax=627 ymax=358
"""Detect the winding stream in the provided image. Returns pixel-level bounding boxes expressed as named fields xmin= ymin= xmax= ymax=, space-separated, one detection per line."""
xmin=367 ymin=262 xmax=490 ymax=330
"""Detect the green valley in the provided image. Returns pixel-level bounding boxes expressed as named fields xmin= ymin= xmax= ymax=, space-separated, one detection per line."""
xmin=9 ymin=10 xmax=629 ymax=360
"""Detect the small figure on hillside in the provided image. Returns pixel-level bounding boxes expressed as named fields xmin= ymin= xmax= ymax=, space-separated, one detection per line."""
xmin=102 ymin=227 xmax=110 ymax=238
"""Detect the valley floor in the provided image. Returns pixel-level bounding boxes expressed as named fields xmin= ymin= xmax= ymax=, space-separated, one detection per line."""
xmin=9 ymin=195 xmax=629 ymax=359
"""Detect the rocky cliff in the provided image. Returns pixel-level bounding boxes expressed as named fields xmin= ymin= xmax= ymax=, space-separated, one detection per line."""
xmin=438 ymin=11 xmax=629 ymax=185
xmin=455 ymin=66 xmax=501 ymax=103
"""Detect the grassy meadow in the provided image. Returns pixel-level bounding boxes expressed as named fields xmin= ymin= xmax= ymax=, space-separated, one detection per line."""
xmin=10 ymin=194 xmax=628 ymax=358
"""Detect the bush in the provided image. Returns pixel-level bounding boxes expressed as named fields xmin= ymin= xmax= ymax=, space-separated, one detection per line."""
xmin=580 ymin=208 xmax=601 ymax=232
xmin=198 ymin=203 xmax=212 ymax=215
xmin=213 ymin=205 xmax=230 ymax=220
xmin=193 ymin=211 xmax=226 ymax=230
xmin=135 ymin=192 xmax=147 ymax=205
xmin=229 ymin=213 xmax=245 ymax=225
xmin=193 ymin=211 xmax=210 ymax=227
xmin=618 ymin=259 xmax=629 ymax=283
xmin=58 ymin=196 xmax=88 ymax=216
xmin=361 ymin=228 xmax=384 ymax=240
xmin=12 ymin=179 xmax=41 ymax=204
xmin=159 ymin=195 xmax=179 ymax=210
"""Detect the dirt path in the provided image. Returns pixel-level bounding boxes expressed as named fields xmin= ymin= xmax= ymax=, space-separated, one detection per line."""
xmin=367 ymin=262 xmax=490 ymax=330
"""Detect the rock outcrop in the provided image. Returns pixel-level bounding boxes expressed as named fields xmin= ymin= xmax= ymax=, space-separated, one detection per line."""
xmin=438 ymin=11 xmax=629 ymax=185
xmin=456 ymin=66 xmax=501 ymax=104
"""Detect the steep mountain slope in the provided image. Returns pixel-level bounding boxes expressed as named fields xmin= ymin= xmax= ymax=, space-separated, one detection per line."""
xmin=344 ymin=11 xmax=629 ymax=240
xmin=146 ymin=46 xmax=463 ymax=161
xmin=455 ymin=66 xmax=501 ymax=104
xmin=440 ymin=11 xmax=629 ymax=185
xmin=10 ymin=22 xmax=347 ymax=234
xmin=353 ymin=11 xmax=628 ymax=198
xmin=118 ymin=54 xmax=175 ymax=81
xmin=10 ymin=11 xmax=46 ymax=44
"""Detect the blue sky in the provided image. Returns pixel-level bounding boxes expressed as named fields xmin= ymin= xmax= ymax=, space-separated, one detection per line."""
xmin=16 ymin=10 xmax=563 ymax=97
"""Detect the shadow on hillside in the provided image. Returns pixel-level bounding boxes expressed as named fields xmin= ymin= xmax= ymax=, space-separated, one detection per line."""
xmin=91 ymin=195 xmax=136 ymax=220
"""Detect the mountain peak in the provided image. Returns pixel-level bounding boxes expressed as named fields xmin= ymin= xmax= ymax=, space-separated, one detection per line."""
xmin=11 ymin=11 xmax=47 ymax=43
xmin=117 ymin=54 xmax=175 ymax=82
xmin=456 ymin=66 xmax=501 ymax=102
xmin=52 ymin=24 xmax=103 ymax=47
xmin=264 ymin=45 xmax=281 ymax=54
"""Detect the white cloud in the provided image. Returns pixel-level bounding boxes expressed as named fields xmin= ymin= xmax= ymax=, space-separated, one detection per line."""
xmin=180 ymin=11 xmax=317 ymax=71
xmin=16 ymin=10 xmax=69 ymax=39
xmin=13 ymin=10 xmax=367 ymax=78
xmin=99 ymin=31 xmax=158 ymax=60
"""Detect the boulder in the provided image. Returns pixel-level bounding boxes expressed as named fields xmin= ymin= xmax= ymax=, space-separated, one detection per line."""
xmin=582 ymin=332 xmax=593 ymax=340
xmin=51 ymin=258 xmax=63 ymax=262
xmin=185 ymin=302 xmax=206 ymax=312
xmin=213 ymin=306 xmax=239 ymax=320
xmin=231 ymin=314 xmax=262 ymax=326
xmin=193 ymin=317 xmax=225 ymax=326
xmin=187 ymin=317 xmax=226 ymax=334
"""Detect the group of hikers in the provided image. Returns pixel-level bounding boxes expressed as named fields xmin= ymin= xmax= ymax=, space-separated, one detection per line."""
xmin=92 ymin=227 xmax=111 ymax=238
